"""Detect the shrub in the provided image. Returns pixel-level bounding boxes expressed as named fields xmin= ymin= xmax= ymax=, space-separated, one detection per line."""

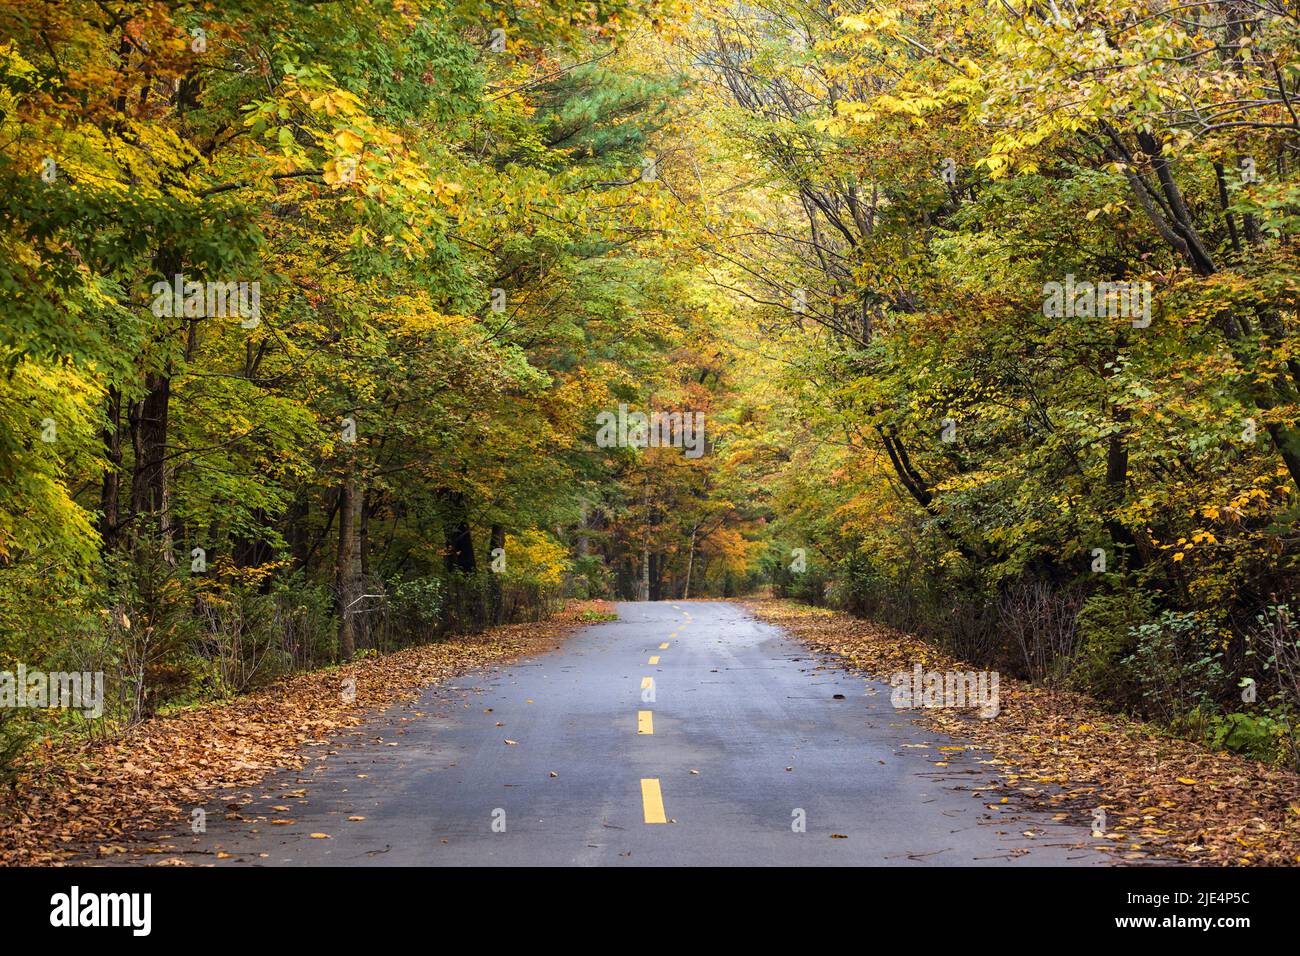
xmin=387 ymin=577 xmax=446 ymax=644
xmin=1070 ymin=589 xmax=1154 ymax=705
xmin=997 ymin=578 xmax=1085 ymax=685
xmin=568 ymin=554 xmax=612 ymax=598
xmin=0 ymin=709 xmax=33 ymax=790
xmin=1123 ymin=611 xmax=1227 ymax=724
xmin=1202 ymin=711 xmax=1288 ymax=763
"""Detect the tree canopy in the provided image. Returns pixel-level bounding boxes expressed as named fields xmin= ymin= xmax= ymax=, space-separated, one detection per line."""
xmin=3 ymin=0 xmax=1299 ymax=769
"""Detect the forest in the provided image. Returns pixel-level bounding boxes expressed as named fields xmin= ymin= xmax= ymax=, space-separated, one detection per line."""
xmin=3 ymin=0 xmax=1300 ymax=785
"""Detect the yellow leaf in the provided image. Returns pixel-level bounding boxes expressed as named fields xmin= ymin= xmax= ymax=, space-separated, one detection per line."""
xmin=335 ymin=129 xmax=364 ymax=152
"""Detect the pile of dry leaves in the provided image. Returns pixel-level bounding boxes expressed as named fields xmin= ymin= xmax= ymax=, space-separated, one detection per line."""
xmin=746 ymin=598 xmax=1300 ymax=866
xmin=0 ymin=601 xmax=610 ymax=866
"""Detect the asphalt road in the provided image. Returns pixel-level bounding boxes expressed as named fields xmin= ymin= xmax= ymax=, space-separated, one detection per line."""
xmin=170 ymin=601 xmax=1113 ymax=866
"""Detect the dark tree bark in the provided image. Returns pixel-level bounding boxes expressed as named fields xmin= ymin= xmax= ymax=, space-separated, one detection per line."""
xmin=127 ymin=369 xmax=174 ymax=565
xmin=488 ymin=522 xmax=506 ymax=623
xmin=442 ymin=490 xmax=477 ymax=574
xmin=99 ymin=385 xmax=123 ymax=550
xmin=286 ymin=487 xmax=310 ymax=571
xmin=336 ymin=471 xmax=358 ymax=660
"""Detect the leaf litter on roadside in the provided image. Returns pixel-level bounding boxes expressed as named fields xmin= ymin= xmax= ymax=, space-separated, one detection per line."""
xmin=0 ymin=600 xmax=612 ymax=865
xmin=745 ymin=598 xmax=1300 ymax=867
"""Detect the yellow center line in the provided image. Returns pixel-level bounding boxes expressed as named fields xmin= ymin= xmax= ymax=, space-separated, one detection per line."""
xmin=648 ymin=655 xmax=660 ymax=665
xmin=640 ymin=676 xmax=653 ymax=688
xmin=641 ymin=778 xmax=667 ymax=824
xmin=637 ymin=710 xmax=654 ymax=735
xmin=660 ymin=642 xmax=670 ymax=649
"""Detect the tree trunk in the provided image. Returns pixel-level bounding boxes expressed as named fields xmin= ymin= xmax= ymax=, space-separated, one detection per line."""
xmin=99 ymin=385 xmax=123 ymax=550
xmin=287 ymin=487 xmax=309 ymax=571
xmin=489 ymin=522 xmax=505 ymax=624
xmin=683 ymin=524 xmax=698 ymax=599
xmin=128 ymin=370 xmax=175 ymax=566
xmin=336 ymin=471 xmax=358 ymax=660
xmin=576 ymin=504 xmax=590 ymax=558
xmin=638 ymin=479 xmax=651 ymax=601
xmin=359 ymin=486 xmax=371 ymax=585
xmin=442 ymin=490 xmax=477 ymax=574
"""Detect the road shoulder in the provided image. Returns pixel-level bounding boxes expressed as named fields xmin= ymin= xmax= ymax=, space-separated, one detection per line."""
xmin=0 ymin=601 xmax=610 ymax=866
xmin=744 ymin=598 xmax=1300 ymax=866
